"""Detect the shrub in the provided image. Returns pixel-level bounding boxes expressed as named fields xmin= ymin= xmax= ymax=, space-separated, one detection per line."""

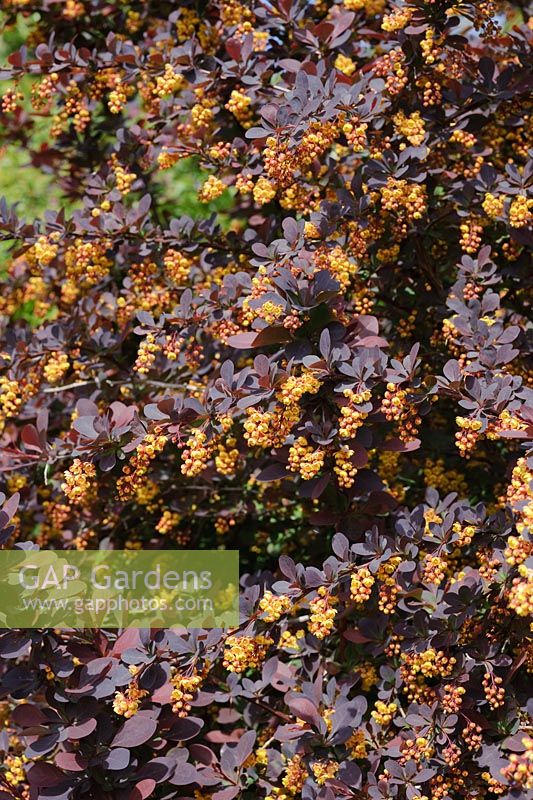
xmin=0 ymin=1 xmax=532 ymax=798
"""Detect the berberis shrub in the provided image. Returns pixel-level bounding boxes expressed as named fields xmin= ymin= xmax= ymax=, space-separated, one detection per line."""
xmin=0 ymin=0 xmax=532 ymax=798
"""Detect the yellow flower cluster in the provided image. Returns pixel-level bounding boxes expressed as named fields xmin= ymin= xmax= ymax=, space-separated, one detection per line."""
xmin=113 ymin=681 xmax=147 ymax=718
xmin=507 ymin=457 xmax=533 ymax=534
xmin=451 ymin=521 xmax=476 ymax=547
xmin=171 ymin=671 xmax=203 ymax=716
xmin=5 ymin=754 xmax=27 ymax=786
xmin=215 ymin=438 xmax=240 ymax=476
xmin=401 ymin=648 xmax=456 ymax=681
xmin=308 ymin=587 xmax=337 ymax=639
xmin=508 ymin=565 xmax=533 ymax=618
xmin=334 ymin=54 xmax=356 ymax=76
xmin=43 ymin=351 xmax=70 ymax=385
xmin=65 ymin=238 xmax=111 ymax=287
xmin=181 ymin=430 xmax=215 ymax=477
xmin=288 ymin=437 xmax=324 ymax=480
xmin=334 ymin=446 xmax=357 ymax=488
xmin=110 ymin=153 xmax=136 ymax=195
xmin=223 ymin=634 xmax=273 ymax=672
xmin=342 ymin=119 xmax=368 ymax=150
xmin=279 ymin=629 xmax=305 ymax=650
xmin=371 ymin=700 xmax=397 ymax=726
xmin=198 ymin=175 xmax=226 ymax=202
xmin=108 ymin=83 xmax=127 ymax=113
xmin=455 ymin=415 xmax=483 ymax=457
xmin=154 ymin=63 xmax=186 ymax=98
xmin=482 ymin=192 xmax=505 ymax=218
xmin=381 ymin=178 xmax=427 ymax=221
xmin=33 ymin=233 xmax=60 ymax=265
xmin=259 ymin=590 xmax=292 ymax=622
xmin=155 ymin=509 xmax=181 ymax=535
xmin=225 ymin=89 xmax=252 ymax=128
xmin=483 ymin=672 xmax=505 ymax=710
xmin=346 ymin=729 xmax=368 ymax=758
xmin=163 ymin=249 xmax=193 ymax=284
xmin=459 ymin=218 xmax=483 ymax=254
xmin=393 ymin=111 xmax=426 ymax=146
xmin=382 ymin=5 xmax=413 ymax=32
xmin=61 ymin=459 xmax=96 ymax=504
xmin=442 ymin=683 xmax=466 ymax=713
xmin=134 ymin=333 xmax=160 ymax=375
xmin=191 ymin=98 xmax=215 ymax=129
xmin=339 ymin=389 xmax=371 ymax=438
xmin=350 ymin=566 xmax=375 ymax=603
xmin=420 ymin=27 xmax=440 ymax=64
xmin=282 ymin=754 xmax=308 ymax=793
xmin=422 ymin=554 xmax=447 ymax=585
xmin=314 ymin=244 xmax=358 ymax=290
xmin=253 ymin=176 xmax=277 ymax=205
xmin=504 ymin=535 xmax=532 ymax=567
xmin=243 ymin=404 xmax=299 ymax=448
xmin=277 ymin=371 xmax=321 ymax=406
xmin=257 ymin=300 xmax=284 ymax=324
xmin=382 ymin=383 xmax=421 ymax=442
xmin=509 ymin=195 xmax=533 ymax=228
xmin=501 ymin=735 xmax=533 ymax=790
xmin=311 ymin=760 xmax=339 ymax=786
xmin=117 ymin=432 xmax=168 ymax=500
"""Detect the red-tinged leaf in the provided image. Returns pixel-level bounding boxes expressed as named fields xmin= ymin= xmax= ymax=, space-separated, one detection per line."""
xmin=111 ymin=714 xmax=158 ymax=748
xmin=272 ymin=724 xmax=308 ymax=741
xmin=234 ymin=730 xmax=256 ymax=765
xmin=168 ymin=763 xmax=202 ymax=785
xmin=72 ymin=416 xmax=97 ymax=438
xmin=225 ymin=38 xmax=241 ymax=61
xmin=356 ymin=315 xmax=380 ymax=335
xmin=1 ymin=492 xmax=20 ymax=522
xmin=332 ymin=532 xmax=349 ymax=559
xmin=309 ymin=510 xmax=339 ymax=526
xmin=252 ymin=326 xmax=292 ymax=346
xmin=498 ymin=429 xmax=531 ymax=439
xmin=129 ymin=778 xmax=156 ymax=800
xmin=21 ymin=424 xmax=43 ymax=452
xmin=299 ymin=473 xmax=330 ymax=499
xmin=278 ymin=557 xmax=296 ymax=583
xmin=502 ymin=733 xmax=528 ymax=752
xmin=285 ymin=695 xmax=321 ymax=729
xmin=64 ymin=719 xmax=97 ymax=739
xmin=381 ymin=437 xmax=421 ymax=452
xmin=54 ymin=752 xmax=88 ymax=772
xmin=213 ymin=788 xmax=240 ymax=800
xmin=357 ymin=335 xmax=389 ymax=348
xmin=343 ymin=628 xmax=372 ymax=643
xmin=151 ymin=680 xmax=173 ymax=704
xmin=205 ymin=730 xmax=243 ymax=744
xmin=253 ymin=354 xmax=270 ymax=375
xmin=256 ymin=463 xmax=289 ymax=482
xmin=11 ymin=704 xmax=48 ymax=727
xmin=0 ymin=631 xmax=30 ymax=658
xmin=8 ymin=51 xmax=23 ymax=67
xmin=226 ymin=332 xmax=258 ymax=349
xmin=189 ymin=744 xmax=216 ymax=765
xmin=26 ymin=762 xmax=66 ymax=787
xmin=103 ymin=748 xmax=130 ymax=770
xmin=111 ymin=628 xmax=144 ymax=657
xmin=245 ymin=126 xmax=270 ymax=139
xmin=168 ymin=716 xmax=204 ymax=741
